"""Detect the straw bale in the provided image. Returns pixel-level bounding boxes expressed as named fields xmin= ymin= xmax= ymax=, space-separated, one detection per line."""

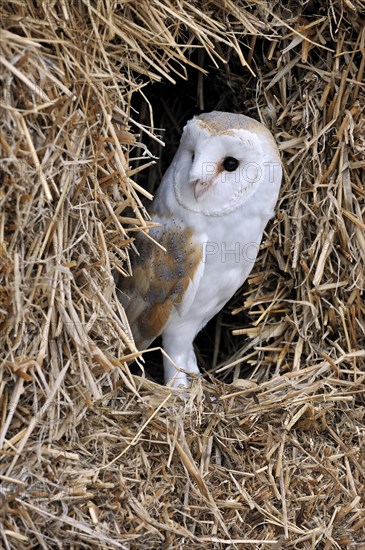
xmin=0 ymin=0 xmax=364 ymax=548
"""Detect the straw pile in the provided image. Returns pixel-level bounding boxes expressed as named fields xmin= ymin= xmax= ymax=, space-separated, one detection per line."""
xmin=1 ymin=0 xmax=364 ymax=548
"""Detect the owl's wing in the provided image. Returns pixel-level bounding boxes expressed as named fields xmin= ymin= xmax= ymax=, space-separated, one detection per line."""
xmin=118 ymin=218 xmax=204 ymax=350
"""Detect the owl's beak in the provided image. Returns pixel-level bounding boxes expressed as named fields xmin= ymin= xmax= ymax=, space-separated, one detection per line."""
xmin=192 ymin=179 xmax=212 ymax=200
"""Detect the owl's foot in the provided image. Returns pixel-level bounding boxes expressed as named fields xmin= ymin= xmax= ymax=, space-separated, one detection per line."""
xmin=162 ymin=339 xmax=201 ymax=388
xmin=167 ymin=369 xmax=202 ymax=389
xmin=163 ymin=351 xmax=200 ymax=388
xmin=167 ymin=372 xmax=189 ymax=388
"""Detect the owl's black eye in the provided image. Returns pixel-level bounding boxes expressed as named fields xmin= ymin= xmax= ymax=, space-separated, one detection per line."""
xmin=223 ymin=157 xmax=239 ymax=171
xmin=191 ymin=152 xmax=195 ymax=161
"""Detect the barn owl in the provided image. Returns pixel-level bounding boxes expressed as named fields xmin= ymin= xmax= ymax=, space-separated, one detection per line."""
xmin=119 ymin=111 xmax=282 ymax=387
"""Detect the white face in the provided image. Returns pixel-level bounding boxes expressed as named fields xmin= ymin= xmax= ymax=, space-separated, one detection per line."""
xmin=172 ymin=116 xmax=281 ymax=216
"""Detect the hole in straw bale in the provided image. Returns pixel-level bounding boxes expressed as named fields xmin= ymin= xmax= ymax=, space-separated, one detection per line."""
xmin=129 ymin=54 xmax=295 ymax=384
xmin=123 ymin=28 xmax=365 ymax=387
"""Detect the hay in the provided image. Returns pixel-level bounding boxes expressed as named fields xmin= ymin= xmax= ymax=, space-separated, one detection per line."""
xmin=1 ymin=0 xmax=364 ymax=548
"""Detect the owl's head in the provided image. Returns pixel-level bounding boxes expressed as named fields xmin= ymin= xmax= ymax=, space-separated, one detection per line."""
xmin=171 ymin=111 xmax=282 ymax=216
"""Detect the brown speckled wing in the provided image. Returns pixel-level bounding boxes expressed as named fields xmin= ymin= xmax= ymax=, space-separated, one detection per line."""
xmin=119 ymin=218 xmax=202 ymax=350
